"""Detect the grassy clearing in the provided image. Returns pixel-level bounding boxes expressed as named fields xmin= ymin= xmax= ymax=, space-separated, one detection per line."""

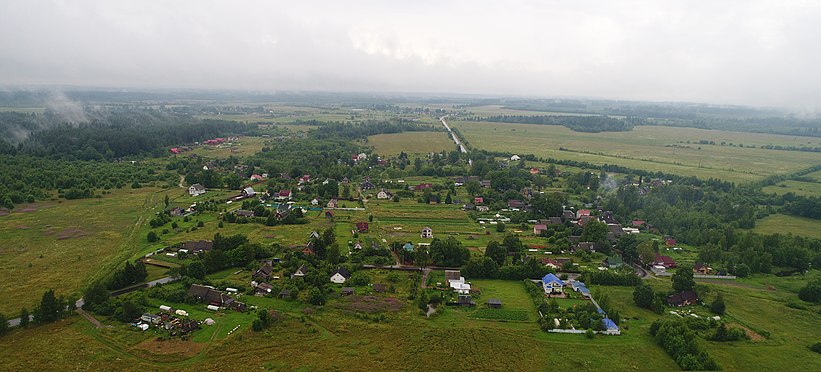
xmin=367 ymin=131 xmax=456 ymax=155
xmin=762 ymin=179 xmax=821 ymax=197
xmin=0 ymin=187 xmax=163 ymax=314
xmin=450 ymin=121 xmax=821 ymax=182
xmin=750 ymin=214 xmax=821 ymax=240
xmin=186 ymin=136 xmax=268 ymax=159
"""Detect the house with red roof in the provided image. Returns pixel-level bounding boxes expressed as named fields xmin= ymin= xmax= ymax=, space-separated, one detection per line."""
xmin=533 ymin=224 xmax=548 ymax=235
xmin=277 ymin=189 xmax=292 ymax=200
xmin=474 ymin=197 xmax=484 ymax=204
xmin=355 ymin=222 xmax=369 ymax=233
xmin=654 ymin=253 xmax=677 ymax=268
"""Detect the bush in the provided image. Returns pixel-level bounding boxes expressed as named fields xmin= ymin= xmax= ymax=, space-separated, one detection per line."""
xmin=710 ymin=294 xmax=726 ymax=315
xmin=810 ymin=342 xmax=821 ymax=354
xmin=147 ymin=231 xmax=158 ymax=242
xmin=798 ymin=279 xmax=821 ymax=303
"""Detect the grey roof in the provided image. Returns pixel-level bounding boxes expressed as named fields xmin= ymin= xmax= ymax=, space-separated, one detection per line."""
xmin=487 ymin=298 xmax=502 ymax=305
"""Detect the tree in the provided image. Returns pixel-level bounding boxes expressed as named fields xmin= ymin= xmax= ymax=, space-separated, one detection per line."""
xmin=637 ymin=241 xmax=656 ymax=264
xmin=307 ymin=287 xmax=326 ymax=306
xmin=798 ymin=278 xmax=821 ymax=303
xmin=19 ymin=307 xmax=30 ymax=328
xmin=465 ymin=180 xmax=481 ymax=196
xmin=496 ymin=222 xmax=506 ymax=232
xmin=326 ymin=243 xmax=341 ymax=265
xmin=445 ymin=192 xmax=452 ymax=204
xmin=147 ymin=231 xmax=158 ymax=242
xmin=733 ymin=263 xmax=751 ymax=278
xmin=672 ymin=265 xmax=695 ymax=292
xmin=617 ymin=234 xmax=639 ymax=263
xmin=581 ymin=220 xmax=608 ymax=243
xmin=348 ymin=271 xmax=371 ymax=286
xmin=163 ymin=194 xmax=169 ymax=207
xmin=710 ymin=294 xmax=726 ymax=314
xmin=484 ymin=241 xmax=507 ymax=266
xmin=633 ymin=284 xmax=655 ymax=310
xmin=35 ymin=289 xmax=64 ymax=324
xmin=83 ymin=281 xmax=110 ymax=310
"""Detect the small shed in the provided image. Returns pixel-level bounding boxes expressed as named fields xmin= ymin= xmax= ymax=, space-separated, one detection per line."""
xmin=279 ymin=289 xmax=291 ymax=299
xmin=373 ymin=283 xmax=387 ymax=293
xmin=341 ymin=287 xmax=355 ymax=296
xmin=487 ymin=298 xmax=502 ymax=309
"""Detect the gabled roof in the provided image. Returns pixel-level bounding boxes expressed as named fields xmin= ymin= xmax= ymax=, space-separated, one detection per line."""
xmin=333 ymin=267 xmax=352 ymax=279
xmin=278 ymin=189 xmax=292 ymax=196
xmin=243 ymin=186 xmax=256 ymax=195
xmin=602 ymin=318 xmax=619 ymax=331
xmin=295 ymin=264 xmax=308 ymax=275
xmin=189 ymin=183 xmax=206 ymax=191
xmin=542 ymin=273 xmax=564 ymax=286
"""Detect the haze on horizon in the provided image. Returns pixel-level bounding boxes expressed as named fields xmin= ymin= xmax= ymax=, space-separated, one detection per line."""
xmin=1 ymin=0 xmax=820 ymax=110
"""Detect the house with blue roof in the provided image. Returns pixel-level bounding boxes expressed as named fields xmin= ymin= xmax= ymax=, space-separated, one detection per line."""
xmin=541 ymin=273 xmax=564 ymax=294
xmin=601 ymin=318 xmax=620 ymax=334
xmin=403 ymin=242 xmax=414 ymax=252
xmin=570 ymin=280 xmax=592 ymax=299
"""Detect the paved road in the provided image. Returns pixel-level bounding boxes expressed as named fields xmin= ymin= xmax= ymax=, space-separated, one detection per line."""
xmin=440 ymin=115 xmax=468 ymax=154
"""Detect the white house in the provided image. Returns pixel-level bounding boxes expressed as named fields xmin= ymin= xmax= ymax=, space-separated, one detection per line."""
xmin=353 ymin=241 xmax=363 ymax=250
xmin=292 ymin=264 xmax=308 ymax=278
xmin=330 ymin=267 xmax=352 ymax=284
xmin=510 ymin=155 xmax=521 ymax=161
xmin=311 ymin=198 xmax=320 ymax=206
xmin=421 ymin=226 xmax=433 ymax=239
xmin=448 ymin=277 xmax=471 ymax=294
xmin=377 ymin=189 xmax=392 ymax=200
xmin=541 ymin=273 xmax=564 ymax=294
xmin=189 ymin=184 xmax=206 ymax=196
xmin=327 ymin=199 xmax=338 ymax=208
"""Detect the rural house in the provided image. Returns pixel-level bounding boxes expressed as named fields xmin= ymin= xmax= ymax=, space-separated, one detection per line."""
xmin=330 ymin=267 xmax=352 ymax=284
xmin=421 ymin=226 xmax=433 ymax=238
xmin=487 ymin=298 xmax=502 ymax=309
xmin=182 ymin=240 xmax=213 ymax=253
xmin=533 ymin=224 xmax=548 ymax=235
xmin=356 ymin=222 xmax=369 ymax=233
xmin=667 ymin=290 xmax=699 ymax=307
xmin=252 ymin=262 xmax=274 ymax=281
xmin=694 ymin=263 xmax=710 ymax=274
xmin=277 ymin=189 xmax=292 ymax=200
xmin=377 ymin=189 xmax=393 ymax=199
xmin=292 ymin=264 xmax=308 ymax=278
xmin=541 ymin=273 xmax=564 ymax=294
xmin=604 ymin=255 xmax=624 ymax=269
xmin=188 ymin=184 xmax=206 ymax=196
xmin=327 ymin=198 xmax=338 ymax=208
xmin=654 ymin=253 xmax=677 ymax=268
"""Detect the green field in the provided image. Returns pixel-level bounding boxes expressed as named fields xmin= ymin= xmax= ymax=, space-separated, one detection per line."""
xmin=763 ymin=179 xmax=821 ymax=197
xmin=0 ymin=188 xmax=162 ymax=314
xmin=450 ymin=121 xmax=821 ymax=182
xmin=368 ymin=131 xmax=456 ymax=155
xmin=750 ymin=214 xmax=821 ymax=240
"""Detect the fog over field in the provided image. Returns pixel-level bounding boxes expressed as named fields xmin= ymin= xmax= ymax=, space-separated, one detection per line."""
xmin=1 ymin=0 xmax=820 ymax=109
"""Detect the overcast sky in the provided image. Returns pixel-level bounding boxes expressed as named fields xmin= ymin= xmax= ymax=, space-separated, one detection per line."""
xmin=1 ymin=0 xmax=820 ymax=108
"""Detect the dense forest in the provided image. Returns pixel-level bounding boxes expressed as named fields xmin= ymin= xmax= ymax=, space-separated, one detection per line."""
xmin=0 ymin=110 xmax=251 ymax=160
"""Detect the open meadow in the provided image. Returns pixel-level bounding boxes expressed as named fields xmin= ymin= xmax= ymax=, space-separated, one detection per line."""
xmin=449 ymin=120 xmax=821 ymax=183
xmin=0 ymin=187 xmax=164 ymax=314
xmin=749 ymin=214 xmax=821 ymax=240
xmin=367 ymin=131 xmax=456 ymax=155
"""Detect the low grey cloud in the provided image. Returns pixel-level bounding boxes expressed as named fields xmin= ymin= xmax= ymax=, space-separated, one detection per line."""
xmin=1 ymin=0 xmax=819 ymax=108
